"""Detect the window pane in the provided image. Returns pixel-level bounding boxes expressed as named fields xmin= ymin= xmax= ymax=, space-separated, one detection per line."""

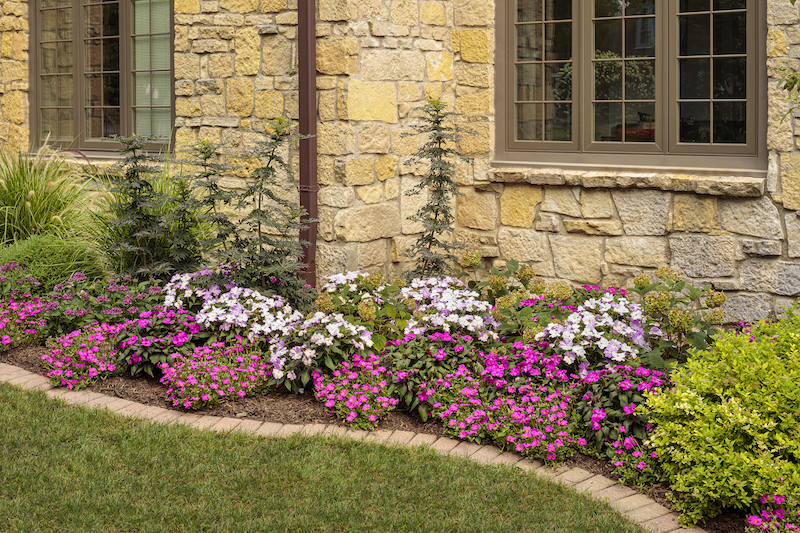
xmin=152 ymin=71 xmax=170 ymax=105
xmin=134 ymin=72 xmax=150 ymax=105
xmin=679 ymin=0 xmax=709 ymax=11
xmin=517 ymin=103 xmax=542 ymax=140
xmin=57 ymin=75 xmax=73 ymax=105
xmin=546 ymin=0 xmax=570 ymax=21
xmin=134 ymin=108 xmax=151 ymax=135
xmin=85 ymin=73 xmax=102 ymax=106
xmin=545 ymin=62 xmax=571 ymax=100
xmin=152 ymin=34 xmax=170 ymax=69
xmin=42 ymin=10 xmax=57 ymax=41
xmin=57 ymin=8 xmax=73 ymax=39
xmin=594 ymin=61 xmax=622 ymax=100
xmin=103 ymin=38 xmax=119 ymax=71
xmin=624 ymin=102 xmax=655 ymax=142
xmin=42 ymin=77 xmax=57 ymax=106
xmin=713 ymin=0 xmax=746 ymax=9
xmin=680 ymin=58 xmax=710 ymax=99
xmin=133 ymin=36 xmax=151 ymax=69
xmin=133 ymin=0 xmax=150 ymax=33
xmin=517 ymin=64 xmax=542 ymax=101
xmin=713 ymin=57 xmax=746 ymax=99
xmin=595 ymin=19 xmax=622 ymax=57
xmin=595 ymin=0 xmax=623 ymax=18
xmin=41 ymin=109 xmax=57 ymax=139
xmin=594 ymin=102 xmax=623 ymax=141
xmin=714 ymin=102 xmax=746 ymax=143
xmin=680 ymin=102 xmax=710 ymax=143
xmin=544 ymin=22 xmax=571 ymax=61
xmin=86 ymin=39 xmax=102 ymax=71
xmin=625 ymin=17 xmax=654 ymax=57
xmin=626 ymin=0 xmax=655 ymax=15
xmin=41 ymin=43 xmax=57 ymax=74
xmin=544 ymin=103 xmax=571 ymax=141
xmin=517 ymin=24 xmax=542 ymax=61
xmin=151 ymin=0 xmax=170 ymax=32
xmin=86 ymin=108 xmax=104 ymax=138
xmin=713 ymin=12 xmax=746 ymax=55
xmin=103 ymin=3 xmax=119 ymax=36
xmin=103 ymin=73 xmax=119 ymax=106
xmin=57 ymin=42 xmax=73 ymax=72
xmin=518 ymin=0 xmax=542 ymax=22
xmin=85 ymin=5 xmax=102 ymax=37
xmin=679 ymin=14 xmax=709 ymax=56
xmin=104 ymin=109 xmax=120 ymax=136
xmin=151 ymin=108 xmax=170 ymax=138
xmin=625 ymin=60 xmax=654 ymax=100
xmin=58 ymin=109 xmax=74 ymax=140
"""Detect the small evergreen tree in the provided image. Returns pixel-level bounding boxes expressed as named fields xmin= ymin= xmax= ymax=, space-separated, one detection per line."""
xmin=404 ymin=100 xmax=472 ymax=279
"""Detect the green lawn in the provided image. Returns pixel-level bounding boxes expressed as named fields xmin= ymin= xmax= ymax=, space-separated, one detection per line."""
xmin=0 ymin=383 xmax=644 ymax=533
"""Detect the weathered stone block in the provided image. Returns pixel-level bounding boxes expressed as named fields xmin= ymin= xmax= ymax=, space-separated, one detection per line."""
xmin=455 ymin=62 xmax=490 ymax=88
xmin=261 ymin=35 xmax=293 ymax=76
xmin=317 ymin=242 xmax=356 ymax=278
xmin=335 ymin=204 xmax=401 ymax=242
xmin=345 ymin=157 xmax=374 ymax=186
xmin=226 ymin=78 xmax=254 ymax=117
xmin=580 ymin=190 xmax=613 ymax=219
xmin=358 ymin=123 xmax=390 ymax=153
xmin=319 ymin=186 xmax=355 ymax=208
xmin=376 ymin=155 xmax=398 ymax=181
xmin=255 ymin=90 xmax=283 ymax=118
xmin=420 ymin=1 xmax=445 ymax=25
xmin=234 ymin=26 xmax=260 ymax=75
xmin=208 ymin=53 xmax=235 ymax=77
xmin=722 ymin=293 xmax=774 ymax=324
xmin=741 ymin=239 xmax=782 ymax=257
xmin=786 ymin=213 xmax=800 ymax=258
xmin=316 ymin=37 xmax=358 ymax=75
xmin=670 ymin=234 xmax=737 ymax=278
xmin=385 ymin=178 xmax=400 ymax=199
xmin=459 ymin=122 xmax=491 ymax=155
xmin=357 ymin=239 xmax=388 ymax=268
xmin=260 ymin=0 xmax=285 ymax=12
xmin=174 ymin=53 xmax=201 ymax=79
xmin=671 ymin=194 xmax=719 ymax=232
xmin=319 ymin=0 xmax=356 ymax=20
xmin=401 ymin=177 xmax=426 ymax=234
xmin=454 ymin=0 xmax=492 ymax=26
xmin=498 ymin=229 xmax=550 ymax=262
xmin=426 ymin=51 xmax=453 ymax=81
xmin=549 ymin=235 xmax=603 ymax=284
xmin=740 ymin=259 xmax=800 ymax=296
xmin=535 ymin=212 xmax=561 ymax=232
xmin=720 ymin=196 xmax=783 ymax=239
xmin=318 ymin=121 xmax=353 ymax=155
xmin=541 ymin=187 xmax=581 ymax=217
xmin=390 ymin=0 xmax=418 ymax=25
xmin=391 ymin=128 xmax=418 ymax=155
xmin=605 ymin=237 xmax=669 ymax=268
xmin=356 ymin=183 xmax=383 ymax=204
xmin=219 ymin=0 xmax=257 ymax=12
xmin=499 ymin=185 xmax=541 ymax=228
xmin=0 ymin=90 xmax=25 ymax=124
xmin=347 ymin=80 xmax=398 ymax=123
xmin=768 ymin=27 xmax=787 ymax=57
xmin=175 ymin=0 xmax=200 ymax=14
xmin=361 ymin=50 xmax=425 ymax=81
xmin=613 ymin=190 xmax=670 ymax=236
xmin=459 ymin=29 xmax=488 ymax=62
xmin=564 ymin=220 xmax=623 ymax=235
xmin=780 ymin=153 xmax=800 ymax=210
xmin=456 ymin=89 xmax=491 ymax=115
xmin=457 ymin=188 xmax=497 ymax=230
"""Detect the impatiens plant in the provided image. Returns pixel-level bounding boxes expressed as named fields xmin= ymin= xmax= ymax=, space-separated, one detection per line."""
xmin=605 ymin=434 xmax=662 ymax=488
xmin=0 ymin=298 xmax=51 ymax=351
xmin=747 ymin=495 xmax=800 ymax=532
xmin=312 ymin=352 xmax=398 ymax=430
xmin=0 ymin=261 xmax=42 ymax=300
xmin=159 ymin=341 xmax=270 ymax=409
xmin=41 ymin=322 xmax=129 ymax=389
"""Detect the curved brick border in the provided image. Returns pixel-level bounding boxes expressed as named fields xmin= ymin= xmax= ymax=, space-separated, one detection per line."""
xmin=0 ymin=361 xmax=707 ymax=533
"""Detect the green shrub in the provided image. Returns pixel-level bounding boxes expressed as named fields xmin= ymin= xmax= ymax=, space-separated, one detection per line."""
xmin=0 ymin=234 xmax=105 ymax=293
xmin=645 ymin=307 xmax=800 ymax=526
xmin=0 ymin=146 xmax=97 ymax=244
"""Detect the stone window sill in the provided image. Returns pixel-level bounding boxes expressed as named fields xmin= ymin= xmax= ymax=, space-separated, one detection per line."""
xmin=484 ymin=167 xmax=766 ymax=198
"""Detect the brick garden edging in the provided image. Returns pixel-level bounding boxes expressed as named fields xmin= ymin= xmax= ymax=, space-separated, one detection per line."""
xmin=0 ymin=361 xmax=706 ymax=533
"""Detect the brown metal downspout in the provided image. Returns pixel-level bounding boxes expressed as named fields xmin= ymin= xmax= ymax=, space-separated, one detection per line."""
xmin=298 ymin=0 xmax=318 ymax=287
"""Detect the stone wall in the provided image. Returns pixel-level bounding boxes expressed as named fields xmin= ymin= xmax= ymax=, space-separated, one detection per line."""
xmin=0 ymin=0 xmax=28 ymax=150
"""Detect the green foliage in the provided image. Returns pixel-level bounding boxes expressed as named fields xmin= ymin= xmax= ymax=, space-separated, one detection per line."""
xmin=0 ymin=146 xmax=97 ymax=245
xmin=0 ymin=234 xmax=105 ymax=293
xmin=645 ymin=308 xmax=800 ymax=526
xmin=404 ymin=100 xmax=470 ymax=278
xmin=0 ymin=261 xmax=43 ymax=300
xmin=218 ymin=119 xmax=314 ymax=311
xmin=98 ymin=135 xmax=204 ymax=280
xmin=629 ymin=266 xmax=725 ymax=366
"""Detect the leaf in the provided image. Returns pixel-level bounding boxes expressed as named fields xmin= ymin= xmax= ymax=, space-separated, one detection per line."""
xmin=300 ymin=368 xmax=310 ymax=386
xmin=418 ymin=404 xmax=429 ymax=422
xmin=325 ymin=355 xmax=335 ymax=370
xmin=373 ymin=334 xmax=387 ymax=352
xmin=404 ymin=391 xmax=413 ymax=407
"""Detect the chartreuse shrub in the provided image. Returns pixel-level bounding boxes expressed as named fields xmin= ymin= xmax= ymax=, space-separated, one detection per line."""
xmin=0 ymin=234 xmax=105 ymax=293
xmin=645 ymin=306 xmax=800 ymax=526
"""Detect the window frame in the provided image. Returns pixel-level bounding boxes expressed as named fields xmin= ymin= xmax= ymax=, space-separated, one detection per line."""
xmin=495 ymin=0 xmax=768 ymax=175
xmin=29 ymin=0 xmax=175 ymax=154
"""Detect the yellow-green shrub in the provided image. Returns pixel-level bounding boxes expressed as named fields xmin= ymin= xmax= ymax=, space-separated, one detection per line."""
xmin=645 ymin=306 xmax=800 ymax=525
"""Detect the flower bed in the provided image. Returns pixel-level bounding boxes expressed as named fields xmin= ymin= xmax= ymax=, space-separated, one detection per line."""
xmin=2 ymin=260 xmax=796 ymax=530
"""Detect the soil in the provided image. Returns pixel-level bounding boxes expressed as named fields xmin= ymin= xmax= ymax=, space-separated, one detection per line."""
xmin=1 ymin=345 xmax=746 ymax=533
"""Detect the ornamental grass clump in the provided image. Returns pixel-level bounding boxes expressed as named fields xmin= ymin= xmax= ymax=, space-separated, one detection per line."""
xmin=645 ymin=304 xmax=800 ymax=526
xmin=41 ymin=322 xmax=129 ymax=389
xmin=311 ymin=352 xmax=398 ymax=430
xmin=159 ymin=341 xmax=270 ymax=409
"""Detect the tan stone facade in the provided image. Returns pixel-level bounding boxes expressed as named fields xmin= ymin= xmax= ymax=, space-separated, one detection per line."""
xmin=7 ymin=0 xmax=800 ymax=320
xmin=0 ymin=0 xmax=28 ymax=150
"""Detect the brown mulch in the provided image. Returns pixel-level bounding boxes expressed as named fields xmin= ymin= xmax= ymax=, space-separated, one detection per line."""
xmin=1 ymin=344 xmax=745 ymax=533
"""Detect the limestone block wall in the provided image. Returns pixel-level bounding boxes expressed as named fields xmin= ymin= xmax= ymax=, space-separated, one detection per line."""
xmin=313 ymin=0 xmax=495 ymax=279
xmin=0 ymin=0 xmax=29 ymax=150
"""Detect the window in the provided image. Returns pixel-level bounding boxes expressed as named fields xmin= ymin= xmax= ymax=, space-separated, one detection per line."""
xmin=497 ymin=0 xmax=766 ymax=172
xmin=32 ymin=0 xmax=173 ymax=151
